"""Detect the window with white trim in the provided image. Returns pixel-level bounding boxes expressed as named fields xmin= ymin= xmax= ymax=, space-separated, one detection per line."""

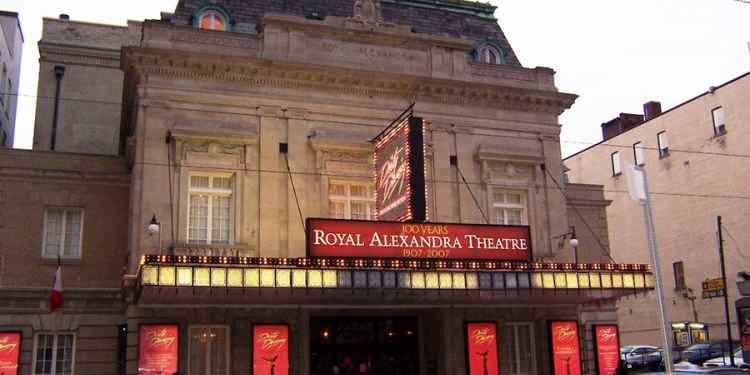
xmin=501 ymin=323 xmax=535 ymax=375
xmin=611 ymin=151 xmax=621 ymax=176
xmin=33 ymin=333 xmax=75 ymax=375
xmin=633 ymin=141 xmax=645 ymax=166
xmin=199 ymin=10 xmax=226 ymax=31
xmin=712 ymin=107 xmax=726 ymax=135
xmin=328 ymin=181 xmax=374 ymax=220
xmin=189 ymin=325 xmax=230 ymax=375
xmin=188 ymin=174 xmax=233 ymax=244
xmin=43 ymin=208 xmax=83 ymax=259
xmin=492 ymin=189 xmax=527 ymax=225
xmin=657 ymin=131 xmax=669 ymax=157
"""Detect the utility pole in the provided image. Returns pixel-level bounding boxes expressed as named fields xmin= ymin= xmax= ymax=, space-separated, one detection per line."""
xmin=718 ymin=216 xmax=735 ymax=367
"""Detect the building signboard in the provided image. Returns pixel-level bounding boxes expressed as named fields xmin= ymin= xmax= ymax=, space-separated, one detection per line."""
xmin=0 ymin=332 xmax=21 ymax=375
xmin=593 ymin=325 xmax=620 ymax=375
xmin=465 ymin=322 xmax=500 ymax=375
xmin=307 ymin=218 xmax=531 ymax=261
xmin=702 ymin=278 xmax=726 ymax=299
xmin=138 ymin=324 xmax=179 ymax=375
xmin=373 ymin=115 xmax=427 ymax=222
xmin=549 ymin=321 xmax=582 ymax=375
xmin=252 ymin=324 xmax=290 ymax=375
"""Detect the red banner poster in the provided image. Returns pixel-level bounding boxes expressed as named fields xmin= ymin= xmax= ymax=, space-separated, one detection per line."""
xmin=0 ymin=332 xmax=21 ymax=375
xmin=465 ymin=322 xmax=500 ymax=375
xmin=253 ymin=324 xmax=289 ymax=375
xmin=550 ymin=321 xmax=581 ymax=375
xmin=138 ymin=324 xmax=179 ymax=375
xmin=307 ymin=218 xmax=531 ymax=261
xmin=594 ymin=325 xmax=620 ymax=375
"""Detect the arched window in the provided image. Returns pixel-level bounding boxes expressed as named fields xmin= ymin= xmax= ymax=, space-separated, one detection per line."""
xmin=198 ymin=9 xmax=226 ymax=31
xmin=478 ymin=46 xmax=502 ymax=64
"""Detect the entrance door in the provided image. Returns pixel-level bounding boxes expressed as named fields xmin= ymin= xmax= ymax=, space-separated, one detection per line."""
xmin=310 ymin=317 xmax=419 ymax=375
xmin=188 ymin=325 xmax=230 ymax=375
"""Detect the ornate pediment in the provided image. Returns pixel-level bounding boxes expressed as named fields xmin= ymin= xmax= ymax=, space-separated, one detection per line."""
xmin=171 ymin=127 xmax=258 ymax=166
xmin=310 ymin=136 xmax=373 ymax=176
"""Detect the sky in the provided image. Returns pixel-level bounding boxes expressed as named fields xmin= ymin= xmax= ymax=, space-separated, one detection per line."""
xmin=4 ymin=0 xmax=750 ymax=156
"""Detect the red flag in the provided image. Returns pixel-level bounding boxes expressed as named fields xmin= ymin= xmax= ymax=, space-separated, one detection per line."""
xmin=50 ymin=266 xmax=62 ymax=312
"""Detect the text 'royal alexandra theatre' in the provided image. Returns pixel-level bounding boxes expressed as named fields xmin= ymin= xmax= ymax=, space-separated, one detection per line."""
xmin=132 ymin=114 xmax=653 ymax=375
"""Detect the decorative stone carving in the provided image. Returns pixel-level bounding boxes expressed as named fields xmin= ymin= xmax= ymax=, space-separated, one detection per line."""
xmin=353 ymin=0 xmax=383 ymax=24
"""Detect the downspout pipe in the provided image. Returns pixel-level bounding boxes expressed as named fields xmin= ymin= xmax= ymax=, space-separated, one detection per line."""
xmin=50 ymin=65 xmax=65 ymax=150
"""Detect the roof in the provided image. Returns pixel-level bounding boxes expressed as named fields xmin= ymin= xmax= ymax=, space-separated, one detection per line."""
xmin=564 ymin=70 xmax=750 ymax=161
xmin=170 ymin=0 xmax=521 ymax=66
xmin=0 ymin=10 xmax=23 ymax=42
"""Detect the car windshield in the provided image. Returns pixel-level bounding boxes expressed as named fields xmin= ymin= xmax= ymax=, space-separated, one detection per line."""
xmin=685 ymin=343 xmax=711 ymax=351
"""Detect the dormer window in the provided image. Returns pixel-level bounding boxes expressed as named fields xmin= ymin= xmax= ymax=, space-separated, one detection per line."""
xmin=479 ymin=46 xmax=501 ymax=64
xmin=199 ymin=10 xmax=226 ymax=31
xmin=473 ymin=40 xmax=506 ymax=65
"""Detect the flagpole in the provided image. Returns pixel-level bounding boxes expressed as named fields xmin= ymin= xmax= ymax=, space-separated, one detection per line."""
xmin=637 ymin=165 xmax=674 ymax=374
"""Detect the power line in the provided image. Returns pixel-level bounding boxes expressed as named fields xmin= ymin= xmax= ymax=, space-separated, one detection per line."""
xmin=6 ymin=90 xmax=750 ymax=160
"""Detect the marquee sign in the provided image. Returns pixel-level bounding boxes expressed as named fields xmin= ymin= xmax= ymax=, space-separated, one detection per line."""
xmin=0 ymin=332 xmax=21 ymax=375
xmin=373 ymin=115 xmax=427 ymax=222
xmin=593 ymin=325 xmax=621 ymax=375
xmin=549 ymin=321 xmax=581 ymax=375
xmin=252 ymin=324 xmax=289 ymax=375
xmin=138 ymin=324 xmax=179 ymax=375
xmin=465 ymin=322 xmax=500 ymax=375
xmin=307 ymin=218 xmax=531 ymax=261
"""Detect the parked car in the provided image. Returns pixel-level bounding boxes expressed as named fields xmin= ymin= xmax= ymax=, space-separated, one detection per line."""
xmin=681 ymin=341 xmax=741 ymax=365
xmin=641 ymin=361 xmax=750 ymax=374
xmin=703 ymin=348 xmax=748 ymax=368
xmin=622 ymin=345 xmax=662 ymax=370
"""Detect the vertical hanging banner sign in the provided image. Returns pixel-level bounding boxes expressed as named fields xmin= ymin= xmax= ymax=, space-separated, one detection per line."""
xmin=550 ymin=321 xmax=582 ymax=375
xmin=0 ymin=332 xmax=21 ymax=375
xmin=138 ymin=324 xmax=179 ymax=375
xmin=465 ymin=322 xmax=500 ymax=375
xmin=253 ymin=324 xmax=290 ymax=375
xmin=373 ymin=114 xmax=427 ymax=222
xmin=593 ymin=325 xmax=621 ymax=375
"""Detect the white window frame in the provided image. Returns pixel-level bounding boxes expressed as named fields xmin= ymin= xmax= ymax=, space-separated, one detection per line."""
xmin=502 ymin=322 xmax=536 ymax=375
xmin=478 ymin=46 xmax=502 ymax=64
xmin=32 ymin=332 xmax=77 ymax=375
xmin=633 ymin=142 xmax=644 ymax=166
xmin=188 ymin=325 xmax=230 ymax=375
xmin=492 ymin=189 xmax=528 ymax=226
xmin=712 ymin=107 xmax=726 ymax=135
xmin=327 ymin=180 xmax=374 ymax=220
xmin=42 ymin=207 xmax=84 ymax=259
xmin=187 ymin=172 xmax=235 ymax=245
xmin=611 ymin=151 xmax=621 ymax=176
xmin=657 ymin=131 xmax=669 ymax=157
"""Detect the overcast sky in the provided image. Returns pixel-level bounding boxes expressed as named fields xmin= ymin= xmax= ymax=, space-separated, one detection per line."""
xmin=4 ymin=0 xmax=750 ymax=156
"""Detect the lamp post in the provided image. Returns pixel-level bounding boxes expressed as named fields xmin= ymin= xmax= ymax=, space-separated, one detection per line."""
xmin=148 ymin=214 xmax=161 ymax=252
xmin=568 ymin=227 xmax=579 ymax=264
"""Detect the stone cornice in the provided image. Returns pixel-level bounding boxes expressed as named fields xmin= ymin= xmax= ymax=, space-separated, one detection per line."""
xmin=122 ymin=47 xmax=577 ymax=115
xmin=170 ymin=126 xmax=259 ymax=145
xmin=39 ymin=41 xmax=122 ymax=68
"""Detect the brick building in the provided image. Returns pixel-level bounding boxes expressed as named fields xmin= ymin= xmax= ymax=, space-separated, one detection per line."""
xmin=565 ymin=72 xmax=750 ymax=347
xmin=0 ymin=10 xmax=23 ymax=147
xmin=1 ymin=1 xmax=653 ymax=374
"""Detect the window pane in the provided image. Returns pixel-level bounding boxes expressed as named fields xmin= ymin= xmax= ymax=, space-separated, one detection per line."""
xmin=329 ymin=201 xmax=346 ymax=219
xmin=44 ymin=210 xmax=63 ymax=258
xmin=190 ymin=327 xmax=229 ymax=375
xmin=611 ymin=152 xmax=621 ymax=175
xmin=56 ymin=334 xmax=74 ymax=375
xmin=501 ymin=326 xmax=518 ymax=374
xmin=63 ymin=210 xmax=82 ymax=257
xmin=212 ymin=176 xmax=231 ymax=190
xmin=658 ymin=132 xmax=668 ymax=149
xmin=350 ymin=202 xmax=371 ymax=220
xmin=517 ymin=324 xmax=533 ymax=374
xmin=191 ymin=175 xmax=210 ymax=188
xmin=350 ymin=185 xmax=370 ymax=198
xmin=713 ymin=108 xmax=725 ymax=127
xmin=189 ymin=328 xmax=209 ymax=375
xmin=493 ymin=191 xmax=506 ymax=204
xmin=495 ymin=208 xmax=507 ymax=225
xmin=634 ymin=142 xmax=644 ymax=165
xmin=35 ymin=334 xmax=54 ymax=375
xmin=328 ymin=183 xmax=346 ymax=196
xmin=507 ymin=209 xmax=523 ymax=225
xmin=211 ymin=196 xmax=231 ymax=244
xmin=189 ymin=194 xmax=209 ymax=244
xmin=507 ymin=193 xmax=521 ymax=204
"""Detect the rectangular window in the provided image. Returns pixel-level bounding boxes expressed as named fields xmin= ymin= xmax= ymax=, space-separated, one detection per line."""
xmin=712 ymin=107 xmax=726 ymax=135
xmin=492 ymin=190 xmax=527 ymax=225
xmin=189 ymin=326 xmax=229 ymax=375
xmin=43 ymin=208 xmax=83 ymax=259
xmin=188 ymin=174 xmax=233 ymax=244
xmin=657 ymin=131 xmax=669 ymax=157
xmin=328 ymin=181 xmax=374 ymax=220
xmin=611 ymin=152 xmax=621 ymax=176
xmin=673 ymin=261 xmax=686 ymax=290
xmin=633 ymin=142 xmax=645 ymax=166
xmin=501 ymin=323 xmax=535 ymax=375
xmin=33 ymin=333 xmax=75 ymax=375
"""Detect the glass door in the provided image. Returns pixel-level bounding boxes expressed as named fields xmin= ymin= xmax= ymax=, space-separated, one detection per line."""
xmin=189 ymin=325 xmax=230 ymax=375
xmin=501 ymin=323 xmax=536 ymax=375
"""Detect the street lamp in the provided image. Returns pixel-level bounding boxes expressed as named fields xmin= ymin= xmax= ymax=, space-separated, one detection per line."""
xmin=555 ymin=226 xmax=578 ymax=263
xmin=148 ymin=214 xmax=161 ymax=252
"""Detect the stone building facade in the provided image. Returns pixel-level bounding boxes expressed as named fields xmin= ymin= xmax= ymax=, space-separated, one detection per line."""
xmin=1 ymin=1 xmax=654 ymax=374
xmin=0 ymin=10 xmax=23 ymax=147
xmin=565 ymin=72 xmax=750 ymax=346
